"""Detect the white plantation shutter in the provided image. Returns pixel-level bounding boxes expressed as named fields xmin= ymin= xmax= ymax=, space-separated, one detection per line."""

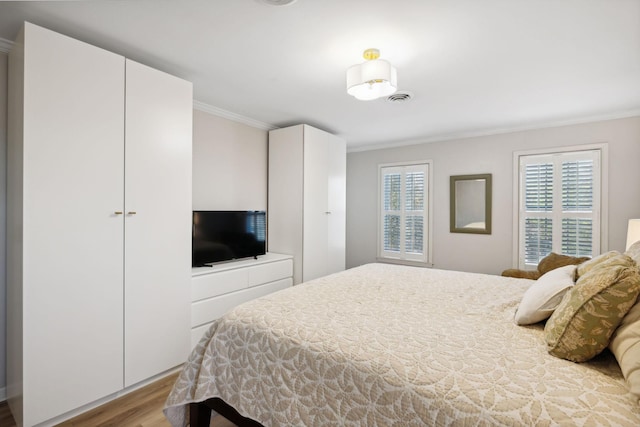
xmin=523 ymin=162 xmax=554 ymax=264
xmin=405 ymin=171 xmax=425 ymax=253
xmin=383 ymin=171 xmax=401 ymax=252
xmin=518 ymin=150 xmax=600 ymax=268
xmin=561 ymin=158 xmax=594 ymax=256
xmin=379 ymin=163 xmax=429 ymax=263
xmin=524 ymin=218 xmax=553 ymax=265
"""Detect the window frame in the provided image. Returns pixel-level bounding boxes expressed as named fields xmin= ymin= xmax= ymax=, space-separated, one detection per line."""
xmin=511 ymin=143 xmax=608 ymax=269
xmin=377 ymin=160 xmax=433 ymax=266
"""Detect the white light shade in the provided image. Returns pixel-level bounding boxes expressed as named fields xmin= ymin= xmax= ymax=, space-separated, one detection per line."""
xmin=346 ymin=58 xmax=397 ymax=101
xmin=626 ymin=219 xmax=640 ymax=250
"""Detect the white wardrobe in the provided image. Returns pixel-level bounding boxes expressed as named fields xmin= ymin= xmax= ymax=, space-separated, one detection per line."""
xmin=7 ymin=23 xmax=192 ymax=426
xmin=268 ymin=124 xmax=346 ymax=284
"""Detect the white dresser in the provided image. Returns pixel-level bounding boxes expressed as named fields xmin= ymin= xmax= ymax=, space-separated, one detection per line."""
xmin=190 ymin=253 xmax=294 ymax=348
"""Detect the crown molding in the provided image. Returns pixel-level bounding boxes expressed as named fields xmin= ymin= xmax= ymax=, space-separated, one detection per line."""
xmin=193 ymin=100 xmax=277 ymax=131
xmin=347 ymin=109 xmax=640 ymax=153
xmin=0 ymin=37 xmax=14 ymax=54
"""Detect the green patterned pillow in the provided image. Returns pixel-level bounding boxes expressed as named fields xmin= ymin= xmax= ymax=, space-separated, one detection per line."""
xmin=544 ymin=254 xmax=640 ymax=362
xmin=575 ymin=250 xmax=620 ymax=280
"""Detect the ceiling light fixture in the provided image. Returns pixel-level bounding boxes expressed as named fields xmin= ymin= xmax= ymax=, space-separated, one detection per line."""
xmin=257 ymin=0 xmax=298 ymax=5
xmin=346 ymin=48 xmax=397 ymax=101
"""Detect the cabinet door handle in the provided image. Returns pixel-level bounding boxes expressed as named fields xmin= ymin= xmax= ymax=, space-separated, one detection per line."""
xmin=325 ymin=211 xmax=332 ymax=214
xmin=127 ymin=211 xmax=137 ymax=215
xmin=114 ymin=211 xmax=123 ymax=215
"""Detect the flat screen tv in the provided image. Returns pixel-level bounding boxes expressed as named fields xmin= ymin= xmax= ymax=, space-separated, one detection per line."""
xmin=192 ymin=210 xmax=266 ymax=267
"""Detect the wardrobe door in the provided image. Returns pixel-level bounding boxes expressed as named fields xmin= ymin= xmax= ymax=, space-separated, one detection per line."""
xmin=18 ymin=23 xmax=125 ymax=426
xmin=124 ymin=59 xmax=192 ymax=386
xmin=326 ymin=134 xmax=347 ymax=275
xmin=302 ymin=125 xmax=330 ymax=282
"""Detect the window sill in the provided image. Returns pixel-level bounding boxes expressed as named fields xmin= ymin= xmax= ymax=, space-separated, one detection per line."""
xmin=376 ymin=257 xmax=434 ymax=268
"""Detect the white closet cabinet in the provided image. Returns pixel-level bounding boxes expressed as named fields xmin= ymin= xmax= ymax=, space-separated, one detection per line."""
xmin=7 ymin=23 xmax=191 ymax=426
xmin=123 ymin=59 xmax=192 ymax=387
xmin=268 ymin=124 xmax=346 ymax=284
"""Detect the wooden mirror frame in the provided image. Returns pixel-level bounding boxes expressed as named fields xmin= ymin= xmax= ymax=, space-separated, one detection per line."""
xmin=450 ymin=174 xmax=492 ymax=234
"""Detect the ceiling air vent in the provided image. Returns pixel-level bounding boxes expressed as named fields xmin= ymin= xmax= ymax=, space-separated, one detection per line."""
xmin=386 ymin=91 xmax=413 ymax=103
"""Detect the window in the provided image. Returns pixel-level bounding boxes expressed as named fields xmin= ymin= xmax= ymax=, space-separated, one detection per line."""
xmin=246 ymin=211 xmax=266 ymax=242
xmin=516 ymin=149 xmax=602 ymax=269
xmin=378 ymin=162 xmax=431 ymax=264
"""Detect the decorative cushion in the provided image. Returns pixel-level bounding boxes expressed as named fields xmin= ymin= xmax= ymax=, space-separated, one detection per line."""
xmin=537 ymin=252 xmax=590 ymax=276
xmin=625 ymin=240 xmax=640 ymax=265
xmin=544 ymin=253 xmax=640 ymax=362
xmin=575 ymin=250 xmax=621 ymax=280
xmin=514 ymin=265 xmax=576 ymax=325
xmin=501 ymin=269 xmax=540 ymax=280
xmin=609 ymin=299 xmax=640 ymax=398
xmin=501 ymin=252 xmax=589 ymax=280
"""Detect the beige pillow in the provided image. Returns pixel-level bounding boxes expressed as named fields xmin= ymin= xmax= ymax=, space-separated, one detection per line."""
xmin=544 ymin=254 xmax=640 ymax=362
xmin=609 ymin=299 xmax=640 ymax=398
xmin=575 ymin=250 xmax=621 ymax=280
xmin=514 ymin=265 xmax=576 ymax=325
xmin=625 ymin=240 xmax=640 ymax=265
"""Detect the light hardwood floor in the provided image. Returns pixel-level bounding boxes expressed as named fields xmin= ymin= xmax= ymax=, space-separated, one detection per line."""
xmin=0 ymin=372 xmax=237 ymax=427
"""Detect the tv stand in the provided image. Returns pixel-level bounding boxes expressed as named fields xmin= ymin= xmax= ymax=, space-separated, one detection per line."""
xmin=190 ymin=252 xmax=293 ymax=348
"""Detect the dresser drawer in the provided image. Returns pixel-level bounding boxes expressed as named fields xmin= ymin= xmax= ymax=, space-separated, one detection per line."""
xmin=189 ymin=253 xmax=294 ymax=348
xmin=191 ymin=267 xmax=247 ymax=302
xmin=191 ymin=277 xmax=293 ymax=330
xmin=247 ymin=259 xmax=293 ymax=287
xmin=190 ymin=323 xmax=210 ymax=349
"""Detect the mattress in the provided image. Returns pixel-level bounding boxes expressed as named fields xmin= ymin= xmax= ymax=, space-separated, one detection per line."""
xmin=165 ymin=263 xmax=640 ymax=426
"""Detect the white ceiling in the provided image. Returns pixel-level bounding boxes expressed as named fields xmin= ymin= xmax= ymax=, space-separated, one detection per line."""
xmin=0 ymin=0 xmax=639 ymax=151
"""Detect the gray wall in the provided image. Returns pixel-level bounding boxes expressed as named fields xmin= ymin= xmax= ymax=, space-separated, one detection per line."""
xmin=347 ymin=116 xmax=640 ymax=275
xmin=0 ymin=52 xmax=7 ymax=399
xmin=192 ymin=109 xmax=268 ymax=211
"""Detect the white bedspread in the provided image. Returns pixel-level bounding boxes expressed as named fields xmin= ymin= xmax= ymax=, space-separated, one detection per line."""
xmin=165 ymin=263 xmax=640 ymax=426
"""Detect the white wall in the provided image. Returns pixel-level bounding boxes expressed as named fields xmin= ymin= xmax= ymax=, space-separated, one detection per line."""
xmin=192 ymin=109 xmax=268 ymax=211
xmin=347 ymin=116 xmax=640 ymax=275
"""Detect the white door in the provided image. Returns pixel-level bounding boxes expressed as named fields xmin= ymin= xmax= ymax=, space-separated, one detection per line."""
xmin=21 ymin=23 xmax=125 ymax=425
xmin=124 ymin=60 xmax=192 ymax=386
xmin=302 ymin=126 xmax=330 ymax=282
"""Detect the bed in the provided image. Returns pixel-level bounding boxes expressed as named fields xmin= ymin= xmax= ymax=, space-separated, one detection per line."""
xmin=164 ymin=263 xmax=640 ymax=426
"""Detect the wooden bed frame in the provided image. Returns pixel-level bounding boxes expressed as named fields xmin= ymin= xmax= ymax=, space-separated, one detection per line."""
xmin=190 ymin=399 xmax=264 ymax=427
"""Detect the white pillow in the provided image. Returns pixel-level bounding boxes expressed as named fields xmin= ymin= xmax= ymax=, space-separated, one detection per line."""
xmin=609 ymin=299 xmax=640 ymax=399
xmin=514 ymin=264 xmax=576 ymax=325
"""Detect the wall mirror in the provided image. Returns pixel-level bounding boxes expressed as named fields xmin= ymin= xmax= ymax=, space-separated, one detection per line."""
xmin=450 ymin=174 xmax=492 ymax=234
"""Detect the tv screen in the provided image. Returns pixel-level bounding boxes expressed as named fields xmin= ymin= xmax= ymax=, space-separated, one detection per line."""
xmin=192 ymin=210 xmax=266 ymax=267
